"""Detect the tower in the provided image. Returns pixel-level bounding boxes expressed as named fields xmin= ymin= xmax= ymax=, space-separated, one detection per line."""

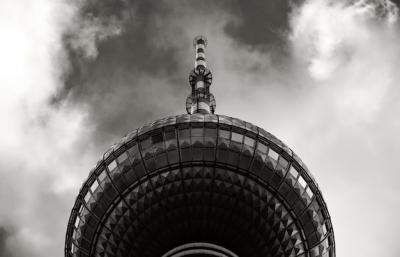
xmin=65 ymin=36 xmax=335 ymax=257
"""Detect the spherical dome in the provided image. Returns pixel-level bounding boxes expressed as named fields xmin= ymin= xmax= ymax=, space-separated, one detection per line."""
xmin=65 ymin=113 xmax=335 ymax=257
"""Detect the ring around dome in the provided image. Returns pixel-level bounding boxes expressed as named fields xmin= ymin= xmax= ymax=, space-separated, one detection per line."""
xmin=65 ymin=113 xmax=335 ymax=257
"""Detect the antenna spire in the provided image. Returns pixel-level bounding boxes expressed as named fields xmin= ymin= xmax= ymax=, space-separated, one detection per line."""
xmin=186 ymin=36 xmax=216 ymax=114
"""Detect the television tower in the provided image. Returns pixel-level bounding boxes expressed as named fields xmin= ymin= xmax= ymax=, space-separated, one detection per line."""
xmin=65 ymin=36 xmax=335 ymax=257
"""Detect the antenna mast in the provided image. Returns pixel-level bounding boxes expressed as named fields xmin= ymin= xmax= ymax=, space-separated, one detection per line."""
xmin=186 ymin=36 xmax=216 ymax=114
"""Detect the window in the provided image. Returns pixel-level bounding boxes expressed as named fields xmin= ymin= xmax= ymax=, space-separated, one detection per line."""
xmin=117 ymin=152 xmax=128 ymax=164
xmin=257 ymin=142 xmax=268 ymax=153
xmin=231 ymin=132 xmax=243 ymax=143
xmin=107 ymin=160 xmax=117 ymax=173
xmin=268 ymin=149 xmax=279 ymax=161
xmin=266 ymin=148 xmax=279 ymax=169
xmin=152 ymin=133 xmax=163 ymax=144
xmin=298 ymin=176 xmax=307 ymax=189
xmin=306 ymin=186 xmax=314 ymax=198
xmin=218 ymin=129 xmax=230 ymax=139
xmin=90 ymin=180 xmax=99 ymax=193
xmin=165 ymin=130 xmax=176 ymax=140
xmin=192 ymin=128 xmax=204 ymax=146
xmin=78 ymin=204 xmax=84 ymax=215
xmin=179 ymin=128 xmax=191 ymax=148
xmin=165 ymin=130 xmax=177 ymax=149
xmin=244 ymin=136 xmax=255 ymax=147
xmin=243 ymin=136 xmax=255 ymax=155
xmin=71 ymin=243 xmax=76 ymax=253
xmin=74 ymin=216 xmax=80 ymax=228
xmin=127 ymin=145 xmax=139 ymax=161
xmin=191 ymin=128 xmax=203 ymax=137
xmin=98 ymin=169 xmax=106 ymax=182
xmin=152 ymin=132 xmax=165 ymax=153
xmin=322 ymin=223 xmax=327 ymax=235
xmin=140 ymin=137 xmax=152 ymax=150
xmin=289 ymin=166 xmax=299 ymax=179
xmin=204 ymin=128 xmax=216 ymax=147
xmin=277 ymin=156 xmax=289 ymax=170
xmin=84 ymin=190 xmax=91 ymax=203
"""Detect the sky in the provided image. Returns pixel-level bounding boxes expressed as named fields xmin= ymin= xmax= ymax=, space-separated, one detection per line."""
xmin=0 ymin=0 xmax=400 ymax=256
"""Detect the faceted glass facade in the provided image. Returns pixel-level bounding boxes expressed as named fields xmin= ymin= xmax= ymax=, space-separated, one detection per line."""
xmin=65 ymin=114 xmax=335 ymax=257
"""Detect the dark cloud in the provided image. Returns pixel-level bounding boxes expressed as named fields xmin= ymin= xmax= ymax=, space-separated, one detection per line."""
xmin=224 ymin=0 xmax=301 ymax=47
xmin=56 ymin=0 xmax=298 ymax=146
xmin=58 ymin=0 xmax=187 ymax=144
xmin=0 ymin=226 xmax=13 ymax=257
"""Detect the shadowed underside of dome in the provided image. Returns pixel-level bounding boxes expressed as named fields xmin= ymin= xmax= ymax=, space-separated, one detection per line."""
xmin=65 ymin=114 xmax=335 ymax=257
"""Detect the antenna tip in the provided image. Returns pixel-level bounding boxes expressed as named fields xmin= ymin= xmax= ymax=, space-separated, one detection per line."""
xmin=193 ymin=35 xmax=208 ymax=48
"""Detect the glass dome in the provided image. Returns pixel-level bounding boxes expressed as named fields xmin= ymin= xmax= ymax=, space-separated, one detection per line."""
xmin=65 ymin=113 xmax=335 ymax=257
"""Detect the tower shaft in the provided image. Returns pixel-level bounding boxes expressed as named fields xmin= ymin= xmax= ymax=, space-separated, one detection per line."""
xmin=186 ymin=36 xmax=216 ymax=114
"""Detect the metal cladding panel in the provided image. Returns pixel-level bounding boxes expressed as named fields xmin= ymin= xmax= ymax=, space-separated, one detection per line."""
xmin=65 ymin=114 xmax=335 ymax=257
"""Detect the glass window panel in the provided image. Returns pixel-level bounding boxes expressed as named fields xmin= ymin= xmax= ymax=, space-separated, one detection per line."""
xmin=78 ymin=204 xmax=84 ymax=215
xmin=204 ymin=128 xmax=216 ymax=147
xmin=84 ymin=190 xmax=91 ymax=203
xmin=289 ymin=166 xmax=299 ymax=178
xmin=117 ymin=152 xmax=128 ymax=164
xmin=90 ymin=180 xmax=99 ymax=193
xmin=127 ymin=144 xmax=139 ymax=157
xmin=306 ymin=186 xmax=314 ymax=198
xmin=165 ymin=130 xmax=177 ymax=149
xmin=151 ymin=133 xmax=163 ymax=144
xmin=298 ymin=176 xmax=307 ymax=188
xmin=140 ymin=137 xmax=152 ymax=150
xmin=231 ymin=132 xmax=243 ymax=143
xmin=278 ymin=156 xmax=289 ymax=170
xmin=192 ymin=136 xmax=203 ymax=146
xmin=230 ymin=141 xmax=242 ymax=152
xmin=257 ymin=142 xmax=268 ymax=152
xmin=268 ymin=149 xmax=279 ymax=161
xmin=218 ymin=129 xmax=230 ymax=139
xmin=191 ymin=128 xmax=203 ymax=137
xmin=179 ymin=128 xmax=190 ymax=138
xmin=255 ymin=152 xmax=266 ymax=164
xmin=152 ymin=135 xmax=165 ymax=153
xmin=98 ymin=169 xmax=107 ymax=182
xmin=322 ymin=223 xmax=327 ymax=235
xmin=242 ymin=139 xmax=255 ymax=155
xmin=244 ymin=136 xmax=255 ymax=147
xmin=179 ymin=128 xmax=190 ymax=147
xmin=107 ymin=160 xmax=117 ymax=173
xmin=74 ymin=216 xmax=80 ymax=228
xmin=204 ymin=128 xmax=217 ymax=137
xmin=165 ymin=130 xmax=176 ymax=140
xmin=218 ymin=138 xmax=230 ymax=149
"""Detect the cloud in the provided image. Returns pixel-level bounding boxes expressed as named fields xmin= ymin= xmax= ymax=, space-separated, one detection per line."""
xmin=0 ymin=0 xmax=127 ymax=256
xmin=66 ymin=7 xmax=127 ymax=59
xmin=0 ymin=226 xmax=13 ymax=257
xmin=289 ymin=0 xmax=400 ymax=121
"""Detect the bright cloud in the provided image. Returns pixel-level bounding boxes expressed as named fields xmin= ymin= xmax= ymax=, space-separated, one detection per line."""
xmin=0 ymin=0 xmax=122 ymax=255
xmin=289 ymin=0 xmax=400 ymax=121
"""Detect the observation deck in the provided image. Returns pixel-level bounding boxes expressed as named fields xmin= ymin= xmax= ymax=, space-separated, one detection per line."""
xmin=65 ymin=113 xmax=335 ymax=257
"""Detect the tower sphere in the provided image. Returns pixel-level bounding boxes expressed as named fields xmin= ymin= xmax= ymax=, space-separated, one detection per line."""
xmin=65 ymin=37 xmax=335 ymax=257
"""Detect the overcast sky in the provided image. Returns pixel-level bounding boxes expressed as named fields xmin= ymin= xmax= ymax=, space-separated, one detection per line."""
xmin=0 ymin=0 xmax=400 ymax=256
